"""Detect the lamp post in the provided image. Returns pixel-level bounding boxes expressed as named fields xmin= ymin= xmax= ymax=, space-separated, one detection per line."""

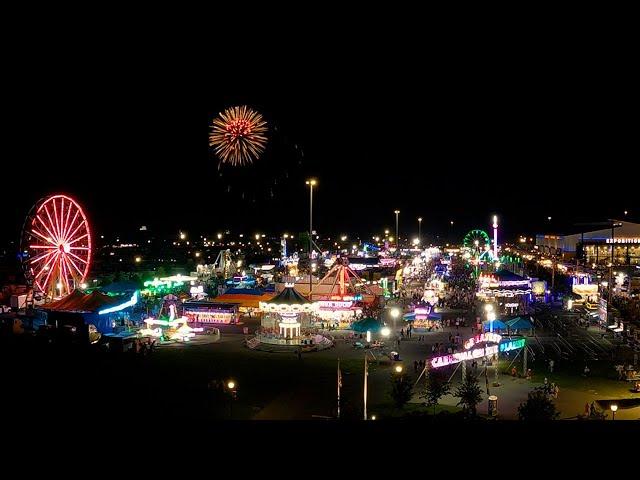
xmin=306 ymin=179 xmax=317 ymax=297
xmin=227 ymin=380 xmax=237 ymax=418
xmin=394 ymin=210 xmax=400 ymax=250
xmin=484 ymin=303 xmax=495 ymax=332
xmin=390 ymin=307 xmax=400 ymax=334
xmin=610 ymin=404 xmax=618 ymax=420
xmin=418 ymin=217 xmax=422 ymax=245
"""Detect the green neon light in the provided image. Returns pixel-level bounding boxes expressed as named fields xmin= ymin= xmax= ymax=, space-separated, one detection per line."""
xmin=499 ymin=338 xmax=525 ymax=352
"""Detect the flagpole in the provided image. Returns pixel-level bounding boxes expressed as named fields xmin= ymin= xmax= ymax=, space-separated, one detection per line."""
xmin=363 ymin=354 xmax=368 ymax=421
xmin=337 ymin=358 xmax=341 ymax=419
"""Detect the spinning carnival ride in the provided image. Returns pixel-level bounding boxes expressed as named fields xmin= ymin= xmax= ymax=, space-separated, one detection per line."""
xmin=20 ymin=194 xmax=92 ymax=300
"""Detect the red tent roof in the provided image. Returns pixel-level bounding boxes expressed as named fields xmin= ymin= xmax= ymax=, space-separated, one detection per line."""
xmin=41 ymin=290 xmax=127 ymax=313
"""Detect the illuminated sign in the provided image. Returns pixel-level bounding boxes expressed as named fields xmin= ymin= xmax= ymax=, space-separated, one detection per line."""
xmin=190 ymin=286 xmax=204 ymax=295
xmin=431 ymin=345 xmax=499 ymax=368
xmin=606 ymin=238 xmax=640 ymax=244
xmin=184 ymin=311 xmax=235 ymax=324
xmin=505 ymin=303 xmax=519 ymax=308
xmin=318 ymin=300 xmax=353 ymax=309
xmin=499 ymin=338 xmax=525 ymax=352
xmin=464 ymin=332 xmax=502 ymax=350
xmin=431 ymin=338 xmax=526 ymax=368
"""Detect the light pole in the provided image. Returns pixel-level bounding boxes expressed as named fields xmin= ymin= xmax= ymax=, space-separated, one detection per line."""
xmin=227 ymin=380 xmax=237 ymax=418
xmin=390 ymin=307 xmax=400 ymax=333
xmin=610 ymin=404 xmax=618 ymax=420
xmin=306 ymin=179 xmax=317 ymax=296
xmin=418 ymin=217 xmax=422 ymax=245
xmin=485 ymin=303 xmax=495 ymax=332
xmin=394 ymin=210 xmax=400 ymax=250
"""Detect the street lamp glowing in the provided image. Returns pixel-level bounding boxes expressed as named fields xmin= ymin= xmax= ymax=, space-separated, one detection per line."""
xmin=394 ymin=365 xmax=403 ymax=373
xmin=394 ymin=210 xmax=400 ymax=214
xmin=80 ymin=283 xmax=87 ymax=289
xmin=484 ymin=304 xmax=494 ymax=313
xmin=305 ymin=179 xmax=317 ymax=186
xmin=135 ymin=256 xmax=142 ymax=263
xmin=217 ymin=233 xmax=223 ymax=239
xmin=227 ymin=381 xmax=236 ymax=390
xmin=390 ymin=307 xmax=400 ymax=319
xmin=179 ymin=232 xmax=186 ymax=240
xmin=371 ymin=415 xmax=377 ymax=420
xmin=381 ymin=326 xmax=391 ymax=337
xmin=341 ymin=235 xmax=347 ymax=241
xmin=413 ymin=238 xmax=420 ymax=246
xmin=610 ymin=404 xmax=618 ymax=420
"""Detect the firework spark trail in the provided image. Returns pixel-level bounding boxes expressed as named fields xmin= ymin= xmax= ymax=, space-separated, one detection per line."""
xmin=209 ymin=105 xmax=267 ymax=166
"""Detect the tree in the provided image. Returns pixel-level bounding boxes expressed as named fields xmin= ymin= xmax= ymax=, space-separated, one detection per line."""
xmin=390 ymin=373 xmax=413 ymax=408
xmin=455 ymin=372 xmax=483 ymax=417
xmin=421 ymin=368 xmax=451 ymax=415
xmin=518 ymin=388 xmax=560 ymax=421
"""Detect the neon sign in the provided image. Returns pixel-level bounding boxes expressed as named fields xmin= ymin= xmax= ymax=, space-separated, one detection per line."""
xmin=430 ymin=338 xmax=526 ymax=368
xmin=499 ymin=338 xmax=525 ymax=352
xmin=431 ymin=345 xmax=499 ymax=368
xmin=464 ymin=332 xmax=502 ymax=350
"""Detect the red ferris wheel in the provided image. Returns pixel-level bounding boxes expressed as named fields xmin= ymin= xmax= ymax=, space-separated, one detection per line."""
xmin=21 ymin=194 xmax=92 ymax=299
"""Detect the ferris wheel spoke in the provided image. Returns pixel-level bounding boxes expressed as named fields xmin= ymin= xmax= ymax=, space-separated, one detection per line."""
xmin=62 ymin=209 xmax=80 ymax=243
xmin=35 ymin=215 xmax=59 ymax=244
xmin=65 ymin=254 xmax=85 ymax=277
xmin=69 ymin=247 xmax=90 ymax=251
xmin=36 ymin=253 xmax=59 ymax=288
xmin=67 ymin=250 xmax=89 ymax=266
xmin=66 ymin=221 xmax=87 ymax=245
xmin=43 ymin=204 xmax=61 ymax=242
xmin=30 ymin=227 xmax=56 ymax=245
xmin=61 ymin=201 xmax=73 ymax=241
xmin=29 ymin=249 xmax=57 ymax=266
xmin=52 ymin=200 xmax=62 ymax=244
xmin=68 ymin=233 xmax=89 ymax=246
xmin=60 ymin=256 xmax=71 ymax=294
xmin=29 ymin=245 xmax=57 ymax=249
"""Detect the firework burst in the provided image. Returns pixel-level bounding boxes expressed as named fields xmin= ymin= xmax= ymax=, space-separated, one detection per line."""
xmin=209 ymin=105 xmax=268 ymax=166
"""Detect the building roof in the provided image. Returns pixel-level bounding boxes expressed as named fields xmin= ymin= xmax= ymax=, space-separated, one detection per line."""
xmin=213 ymin=291 xmax=275 ymax=308
xmin=494 ymin=269 xmax=526 ymax=282
xmin=267 ymin=285 xmax=310 ymax=305
xmin=182 ymin=300 xmax=238 ymax=310
xmin=537 ymin=220 xmax=640 ymax=237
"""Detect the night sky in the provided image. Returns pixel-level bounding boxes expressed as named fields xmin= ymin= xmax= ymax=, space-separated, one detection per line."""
xmin=3 ymin=38 xmax=637 ymax=246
